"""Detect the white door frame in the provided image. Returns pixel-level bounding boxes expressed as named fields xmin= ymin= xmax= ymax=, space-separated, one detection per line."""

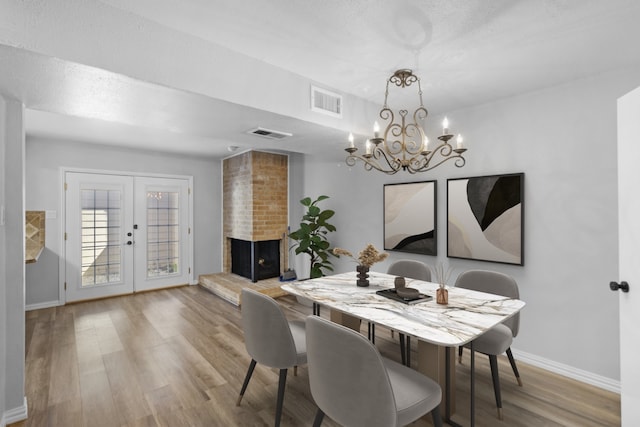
xmin=59 ymin=167 xmax=194 ymax=304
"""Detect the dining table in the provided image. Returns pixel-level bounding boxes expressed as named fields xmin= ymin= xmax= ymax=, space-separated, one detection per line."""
xmin=280 ymin=270 xmax=526 ymax=427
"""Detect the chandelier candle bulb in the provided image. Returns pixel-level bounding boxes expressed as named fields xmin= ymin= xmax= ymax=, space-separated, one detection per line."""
xmin=457 ymin=134 xmax=464 ymax=149
xmin=373 ymin=121 xmax=380 ymax=139
xmin=365 ymin=139 xmax=372 ymax=155
xmin=442 ymin=117 xmax=449 ymax=135
xmin=348 ymin=133 xmax=355 ymax=148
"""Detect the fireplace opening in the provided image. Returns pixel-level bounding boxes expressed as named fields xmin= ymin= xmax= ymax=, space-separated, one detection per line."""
xmin=231 ymin=238 xmax=280 ymax=282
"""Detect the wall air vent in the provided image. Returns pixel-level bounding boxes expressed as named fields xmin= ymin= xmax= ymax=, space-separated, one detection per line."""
xmin=311 ymin=85 xmax=342 ymax=118
xmin=247 ymin=127 xmax=293 ymax=140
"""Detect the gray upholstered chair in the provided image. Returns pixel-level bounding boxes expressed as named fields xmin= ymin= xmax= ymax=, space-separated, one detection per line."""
xmin=237 ymin=288 xmax=307 ymax=427
xmin=387 ymin=259 xmax=432 ymax=366
xmin=306 ymin=315 xmax=443 ymax=427
xmin=455 ymin=269 xmax=522 ymax=419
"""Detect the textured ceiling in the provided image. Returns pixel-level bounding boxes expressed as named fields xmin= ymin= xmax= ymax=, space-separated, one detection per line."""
xmin=100 ymin=0 xmax=640 ymax=110
xmin=4 ymin=0 xmax=640 ymax=158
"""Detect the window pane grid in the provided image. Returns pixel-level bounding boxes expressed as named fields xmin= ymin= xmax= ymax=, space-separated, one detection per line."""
xmin=81 ymin=189 xmax=122 ymax=286
xmin=146 ymin=191 xmax=180 ymax=277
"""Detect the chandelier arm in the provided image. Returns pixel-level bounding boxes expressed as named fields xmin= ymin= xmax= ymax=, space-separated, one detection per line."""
xmin=434 ymin=141 xmax=453 ymax=157
xmin=373 ymin=146 xmax=403 ymax=172
xmin=417 ymin=145 xmax=467 ymax=172
xmin=416 ymin=154 xmax=466 ymax=173
xmin=345 ymin=152 xmax=401 ymax=175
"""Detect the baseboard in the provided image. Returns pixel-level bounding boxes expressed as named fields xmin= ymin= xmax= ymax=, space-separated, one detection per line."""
xmin=25 ymin=300 xmax=60 ymax=311
xmin=3 ymin=396 xmax=28 ymax=425
xmin=512 ymin=348 xmax=620 ymax=393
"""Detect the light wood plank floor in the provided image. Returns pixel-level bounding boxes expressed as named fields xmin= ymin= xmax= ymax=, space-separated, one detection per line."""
xmin=14 ymin=285 xmax=619 ymax=427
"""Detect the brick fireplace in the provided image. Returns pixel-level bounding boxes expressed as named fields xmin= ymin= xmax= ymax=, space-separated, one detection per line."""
xmin=223 ymin=151 xmax=288 ymax=282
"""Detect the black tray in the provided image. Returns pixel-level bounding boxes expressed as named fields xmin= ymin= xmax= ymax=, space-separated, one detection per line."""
xmin=376 ymin=288 xmax=433 ymax=305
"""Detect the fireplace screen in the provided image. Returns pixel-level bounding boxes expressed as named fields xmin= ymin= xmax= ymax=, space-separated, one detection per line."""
xmin=231 ymin=238 xmax=280 ymax=282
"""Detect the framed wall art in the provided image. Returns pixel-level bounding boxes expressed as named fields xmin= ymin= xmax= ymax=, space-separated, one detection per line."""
xmin=384 ymin=181 xmax=437 ymax=256
xmin=447 ymin=173 xmax=524 ymax=265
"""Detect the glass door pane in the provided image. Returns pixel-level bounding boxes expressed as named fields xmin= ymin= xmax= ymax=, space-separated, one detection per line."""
xmin=81 ymin=189 xmax=122 ymax=286
xmin=146 ymin=191 xmax=180 ymax=277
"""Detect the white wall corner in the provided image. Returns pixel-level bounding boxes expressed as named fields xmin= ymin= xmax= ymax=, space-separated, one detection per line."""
xmin=512 ymin=349 xmax=621 ymax=394
xmin=25 ymin=300 xmax=61 ymax=311
xmin=3 ymin=396 xmax=28 ymax=425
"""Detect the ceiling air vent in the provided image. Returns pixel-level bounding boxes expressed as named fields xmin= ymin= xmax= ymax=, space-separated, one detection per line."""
xmin=247 ymin=127 xmax=293 ymax=140
xmin=311 ymin=85 xmax=342 ymax=118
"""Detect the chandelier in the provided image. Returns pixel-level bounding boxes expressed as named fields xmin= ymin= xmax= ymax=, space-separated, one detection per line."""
xmin=344 ymin=69 xmax=467 ymax=174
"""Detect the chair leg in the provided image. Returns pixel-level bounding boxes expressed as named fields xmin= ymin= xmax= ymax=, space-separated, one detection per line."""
xmin=399 ymin=333 xmax=407 ymax=365
xmin=275 ymin=369 xmax=288 ymax=427
xmin=406 ymin=336 xmax=411 ymax=367
xmin=312 ymin=408 xmax=325 ymax=427
xmin=488 ymin=355 xmax=503 ymax=420
xmin=506 ymin=348 xmax=523 ymax=386
xmin=294 ymin=365 xmax=298 ymax=376
xmin=236 ymin=359 xmax=257 ymax=406
xmin=431 ymin=402 xmax=443 ymax=427
xmin=458 ymin=346 xmax=464 ymax=363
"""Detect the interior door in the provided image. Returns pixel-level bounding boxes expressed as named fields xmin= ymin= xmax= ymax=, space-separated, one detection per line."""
xmin=133 ymin=176 xmax=190 ymax=291
xmin=617 ymin=86 xmax=640 ymax=425
xmin=65 ymin=172 xmax=134 ymax=302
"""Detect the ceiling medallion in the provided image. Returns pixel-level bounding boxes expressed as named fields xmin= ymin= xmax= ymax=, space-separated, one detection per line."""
xmin=344 ymin=69 xmax=467 ymax=174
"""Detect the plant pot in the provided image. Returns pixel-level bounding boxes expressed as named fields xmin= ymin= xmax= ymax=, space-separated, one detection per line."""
xmin=436 ymin=287 xmax=448 ymax=305
xmin=356 ymin=265 xmax=370 ymax=287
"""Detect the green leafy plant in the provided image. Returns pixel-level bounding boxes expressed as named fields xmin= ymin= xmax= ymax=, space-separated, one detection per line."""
xmin=289 ymin=195 xmax=337 ymax=279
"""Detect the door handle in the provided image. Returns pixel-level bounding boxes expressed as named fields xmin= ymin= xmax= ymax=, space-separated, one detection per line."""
xmin=126 ymin=241 xmax=133 ymax=246
xmin=609 ymin=281 xmax=630 ymax=292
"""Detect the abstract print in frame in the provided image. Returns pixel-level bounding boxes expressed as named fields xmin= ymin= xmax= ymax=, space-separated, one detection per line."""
xmin=384 ymin=181 xmax=437 ymax=256
xmin=447 ymin=173 xmax=524 ymax=265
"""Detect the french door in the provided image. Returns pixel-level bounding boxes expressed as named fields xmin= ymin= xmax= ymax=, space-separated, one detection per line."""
xmin=64 ymin=172 xmax=191 ymax=302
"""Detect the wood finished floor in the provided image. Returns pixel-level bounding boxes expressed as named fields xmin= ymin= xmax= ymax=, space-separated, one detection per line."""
xmin=15 ymin=285 xmax=620 ymax=427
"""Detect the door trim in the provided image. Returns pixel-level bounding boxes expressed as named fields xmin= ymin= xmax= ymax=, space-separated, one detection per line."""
xmin=59 ymin=167 xmax=194 ymax=304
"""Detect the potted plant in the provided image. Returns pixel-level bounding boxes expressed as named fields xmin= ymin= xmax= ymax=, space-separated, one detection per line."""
xmin=332 ymin=244 xmax=388 ymax=287
xmin=288 ymin=195 xmax=337 ymax=279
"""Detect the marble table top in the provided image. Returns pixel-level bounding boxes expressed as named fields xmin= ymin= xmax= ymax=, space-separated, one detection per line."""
xmin=281 ymin=271 xmax=525 ymax=347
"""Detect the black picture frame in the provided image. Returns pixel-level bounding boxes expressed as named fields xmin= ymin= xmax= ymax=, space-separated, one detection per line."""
xmin=384 ymin=180 xmax=437 ymax=256
xmin=447 ymin=173 xmax=524 ymax=265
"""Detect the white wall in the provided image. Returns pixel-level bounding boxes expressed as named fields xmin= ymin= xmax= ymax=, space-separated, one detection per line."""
xmin=25 ymin=138 xmax=221 ymax=306
xmin=1 ymin=95 xmax=26 ymax=423
xmin=291 ymin=65 xmax=640 ymax=384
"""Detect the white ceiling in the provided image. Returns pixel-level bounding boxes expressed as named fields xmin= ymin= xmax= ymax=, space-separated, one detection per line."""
xmin=5 ymin=0 xmax=640 ymax=159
